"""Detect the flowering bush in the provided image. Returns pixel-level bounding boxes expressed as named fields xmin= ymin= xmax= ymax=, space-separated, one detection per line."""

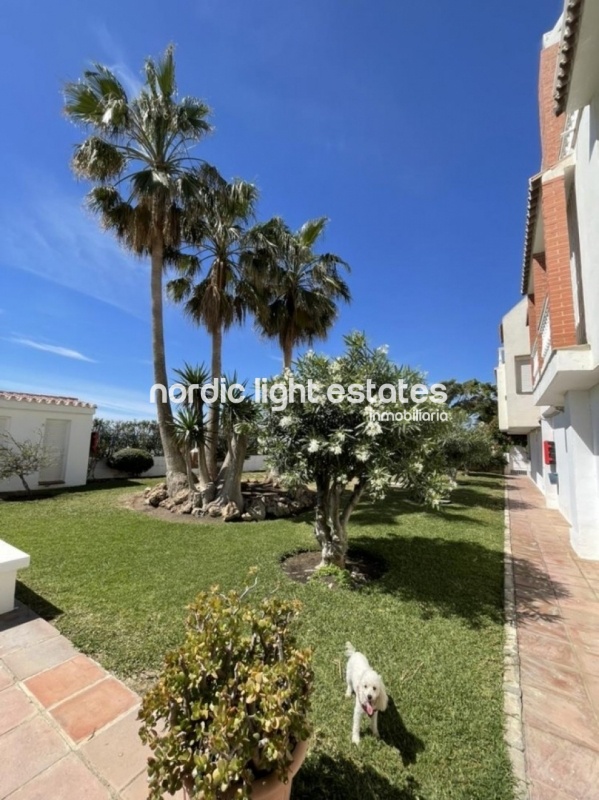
xmin=139 ymin=579 xmax=313 ymax=800
xmin=259 ymin=332 xmax=455 ymax=567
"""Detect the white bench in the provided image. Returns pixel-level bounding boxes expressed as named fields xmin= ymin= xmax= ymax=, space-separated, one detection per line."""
xmin=0 ymin=540 xmax=30 ymax=615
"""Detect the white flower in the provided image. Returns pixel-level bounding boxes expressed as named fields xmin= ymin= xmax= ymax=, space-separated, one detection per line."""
xmin=364 ymin=420 xmax=382 ymax=437
xmin=356 ymin=448 xmax=370 ymax=462
xmin=329 ymin=443 xmax=343 ymax=455
xmin=412 ymin=461 xmax=423 ymax=474
xmin=279 ymin=415 xmax=293 ymax=429
xmin=307 ymin=439 xmax=320 ymax=453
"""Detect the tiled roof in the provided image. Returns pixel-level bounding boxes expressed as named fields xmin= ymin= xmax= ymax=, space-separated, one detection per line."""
xmin=0 ymin=391 xmax=95 ymax=409
xmin=554 ymin=0 xmax=585 ymax=116
xmin=520 ymin=175 xmax=543 ymax=294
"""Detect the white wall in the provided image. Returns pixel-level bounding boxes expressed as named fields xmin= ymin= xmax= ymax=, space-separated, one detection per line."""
xmin=0 ymin=401 xmax=94 ymax=492
xmin=498 ymin=298 xmax=539 ymax=433
xmin=91 ymin=454 xmax=267 ymax=481
xmin=574 ymin=99 xmax=599 ymax=368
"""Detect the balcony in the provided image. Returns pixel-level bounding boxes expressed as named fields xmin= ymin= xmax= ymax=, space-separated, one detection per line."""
xmin=531 ymin=300 xmax=552 ymax=385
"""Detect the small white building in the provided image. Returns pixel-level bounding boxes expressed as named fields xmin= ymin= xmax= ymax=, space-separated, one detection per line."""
xmin=0 ymin=392 xmax=96 ymax=493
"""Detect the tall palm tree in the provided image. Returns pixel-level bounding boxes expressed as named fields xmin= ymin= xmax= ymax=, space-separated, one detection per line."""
xmin=167 ymin=164 xmax=259 ymax=479
xmin=64 ymin=46 xmax=211 ymax=494
xmin=248 ymin=217 xmax=351 ymax=369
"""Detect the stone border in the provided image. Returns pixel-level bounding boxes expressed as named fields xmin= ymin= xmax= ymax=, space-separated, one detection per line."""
xmin=503 ymin=479 xmax=529 ymax=799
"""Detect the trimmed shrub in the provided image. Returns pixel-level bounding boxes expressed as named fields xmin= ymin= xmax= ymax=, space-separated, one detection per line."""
xmin=107 ymin=448 xmax=154 ymax=477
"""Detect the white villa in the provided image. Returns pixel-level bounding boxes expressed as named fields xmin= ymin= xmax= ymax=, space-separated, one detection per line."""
xmin=0 ymin=392 xmax=96 ymax=492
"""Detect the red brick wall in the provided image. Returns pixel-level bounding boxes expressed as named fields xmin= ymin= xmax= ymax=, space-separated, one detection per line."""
xmin=541 ymin=177 xmax=577 ymax=349
xmin=539 ymin=43 xmax=566 ymax=170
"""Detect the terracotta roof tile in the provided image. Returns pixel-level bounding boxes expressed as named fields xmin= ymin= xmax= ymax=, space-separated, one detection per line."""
xmin=0 ymin=392 xmax=95 ymax=409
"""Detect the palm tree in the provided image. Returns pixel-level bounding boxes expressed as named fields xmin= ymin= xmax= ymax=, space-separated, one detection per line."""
xmin=64 ymin=46 xmax=211 ymax=494
xmin=167 ymin=165 xmax=259 ymax=479
xmin=248 ymin=217 xmax=351 ymax=369
xmin=171 ymin=407 xmax=202 ymax=494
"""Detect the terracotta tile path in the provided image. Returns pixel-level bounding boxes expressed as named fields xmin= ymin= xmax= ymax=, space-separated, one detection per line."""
xmin=507 ymin=476 xmax=599 ymax=800
xmin=0 ymin=604 xmax=183 ymax=800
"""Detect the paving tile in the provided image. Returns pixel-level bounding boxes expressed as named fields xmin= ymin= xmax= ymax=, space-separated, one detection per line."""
xmin=519 ymin=656 xmax=589 ymax=704
xmin=0 ymin=684 xmax=36 ymax=735
xmin=2 ymin=634 xmax=77 ymax=680
xmin=517 ymin=629 xmax=579 ymax=671
xmin=50 ymin=677 xmax=138 ymax=743
xmin=0 ymin=663 xmax=14 ymax=690
xmin=0 ymin=616 xmax=58 ymax=657
xmin=567 ymin=625 xmax=599 ymax=656
xmin=81 ymin=708 xmax=150 ymax=791
xmin=25 ymin=654 xmax=105 ymax=708
xmin=519 ymin=617 xmax=570 ymax=643
xmin=575 ymin=649 xmax=599 ymax=678
xmin=529 ymin=781 xmax=579 ymax=800
xmin=524 ymin=683 xmax=599 ymax=753
xmin=8 ymin=754 xmax=111 ymax=800
xmin=526 ymin=724 xmax=599 ymax=799
xmin=0 ymin=716 xmax=68 ymax=798
xmin=121 ymin=770 xmax=185 ymax=800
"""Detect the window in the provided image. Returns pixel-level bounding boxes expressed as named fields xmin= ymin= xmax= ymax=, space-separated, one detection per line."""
xmin=515 ymin=357 xmax=533 ymax=394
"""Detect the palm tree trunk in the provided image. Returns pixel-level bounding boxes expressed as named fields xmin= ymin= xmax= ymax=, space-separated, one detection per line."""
xmin=207 ymin=324 xmax=222 ymax=480
xmin=151 ymin=236 xmax=187 ymax=494
xmin=282 ymin=338 xmax=293 ymax=370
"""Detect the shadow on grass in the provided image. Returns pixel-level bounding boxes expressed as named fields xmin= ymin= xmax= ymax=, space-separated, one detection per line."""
xmin=349 ymin=490 xmax=479 ymax=528
xmin=349 ymin=533 xmax=569 ymax=629
xmin=293 ymin=752 xmax=425 ymax=800
xmin=380 ymin=696 xmax=425 ymax=766
xmin=15 ymin=583 xmax=63 ymax=621
xmin=1 ymin=478 xmax=148 ymax=502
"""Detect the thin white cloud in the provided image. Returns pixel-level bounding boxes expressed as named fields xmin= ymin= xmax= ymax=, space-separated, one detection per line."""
xmin=8 ymin=337 xmax=96 ymax=363
xmin=0 ymin=174 xmax=148 ymax=318
xmin=94 ymin=23 xmax=143 ymax=97
xmin=1 ymin=374 xmax=156 ymax=421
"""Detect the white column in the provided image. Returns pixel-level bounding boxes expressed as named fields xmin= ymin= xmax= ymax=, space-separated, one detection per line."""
xmin=566 ymin=390 xmax=599 ymax=559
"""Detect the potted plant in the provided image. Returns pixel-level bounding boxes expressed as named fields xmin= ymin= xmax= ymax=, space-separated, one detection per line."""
xmin=138 ymin=575 xmax=313 ymax=800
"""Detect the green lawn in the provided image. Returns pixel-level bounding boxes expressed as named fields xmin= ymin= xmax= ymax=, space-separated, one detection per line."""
xmin=2 ymin=475 xmax=512 ymax=800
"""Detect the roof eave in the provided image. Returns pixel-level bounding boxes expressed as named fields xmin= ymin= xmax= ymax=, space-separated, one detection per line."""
xmin=553 ymin=0 xmax=585 ymax=115
xmin=520 ymin=175 xmax=543 ymax=295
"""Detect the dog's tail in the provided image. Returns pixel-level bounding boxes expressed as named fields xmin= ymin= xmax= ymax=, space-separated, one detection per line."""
xmin=345 ymin=641 xmax=356 ymax=658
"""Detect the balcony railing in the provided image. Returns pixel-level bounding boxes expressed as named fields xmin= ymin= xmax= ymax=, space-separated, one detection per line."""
xmin=532 ymin=300 xmax=551 ymax=385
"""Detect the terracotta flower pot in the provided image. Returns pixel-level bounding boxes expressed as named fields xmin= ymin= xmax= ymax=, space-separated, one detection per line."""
xmin=182 ymin=740 xmax=309 ymax=800
xmin=249 ymin=739 xmax=309 ymax=800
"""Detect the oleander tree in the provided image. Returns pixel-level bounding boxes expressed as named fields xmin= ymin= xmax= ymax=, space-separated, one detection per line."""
xmin=258 ymin=332 xmax=454 ymax=568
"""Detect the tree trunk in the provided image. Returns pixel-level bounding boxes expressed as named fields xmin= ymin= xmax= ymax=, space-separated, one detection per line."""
xmin=151 ymin=236 xmax=187 ymax=495
xmin=206 ymin=324 xmax=223 ymax=481
xmin=313 ymin=477 xmax=366 ymax=569
xmin=216 ymin=432 xmax=247 ymax=510
xmin=184 ymin=449 xmax=196 ymax=494
xmin=313 ymin=479 xmax=347 ymax=568
xmin=282 ymin=337 xmax=293 ymax=371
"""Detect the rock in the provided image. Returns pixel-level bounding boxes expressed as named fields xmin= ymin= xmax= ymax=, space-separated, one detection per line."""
xmin=246 ymin=497 xmax=266 ymax=521
xmin=191 ymin=508 xmax=203 ymax=517
xmin=172 ymin=488 xmax=190 ymax=506
xmin=146 ymin=484 xmax=168 ymax=507
xmin=159 ymin=498 xmax=176 ymax=511
xmin=180 ymin=503 xmax=193 ymax=515
xmin=223 ymin=501 xmax=241 ymax=522
xmin=273 ymin=500 xmax=291 ymax=518
xmin=207 ymin=504 xmax=222 ymax=518
xmin=190 ymin=492 xmax=203 ymax=510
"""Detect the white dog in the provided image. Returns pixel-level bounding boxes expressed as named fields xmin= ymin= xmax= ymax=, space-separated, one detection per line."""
xmin=345 ymin=642 xmax=388 ymax=744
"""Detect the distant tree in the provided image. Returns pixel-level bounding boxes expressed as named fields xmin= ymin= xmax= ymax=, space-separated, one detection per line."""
xmin=442 ymin=379 xmax=498 ymax=424
xmin=0 ymin=430 xmax=55 ymax=493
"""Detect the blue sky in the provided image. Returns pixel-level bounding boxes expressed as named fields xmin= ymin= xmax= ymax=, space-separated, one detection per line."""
xmin=0 ymin=0 xmax=563 ymax=418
